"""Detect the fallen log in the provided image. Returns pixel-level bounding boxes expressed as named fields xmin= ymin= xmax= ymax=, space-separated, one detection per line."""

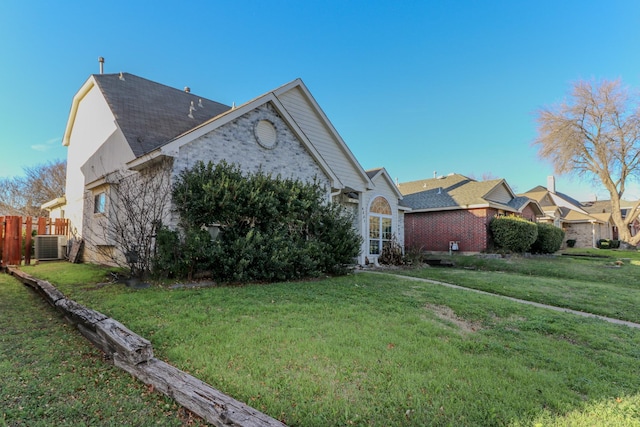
xmin=6 ymin=266 xmax=287 ymax=426
xmin=95 ymin=317 xmax=154 ymax=365
xmin=115 ymin=356 xmax=286 ymax=427
xmin=8 ymin=267 xmax=65 ymax=305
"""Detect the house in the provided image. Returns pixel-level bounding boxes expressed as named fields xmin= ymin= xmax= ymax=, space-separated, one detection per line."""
xmin=46 ymin=72 xmax=405 ymax=265
xmin=520 ymin=177 xmax=613 ymax=248
xmin=398 ymin=173 xmax=543 ymax=253
xmin=580 ymin=199 xmax=640 ymax=242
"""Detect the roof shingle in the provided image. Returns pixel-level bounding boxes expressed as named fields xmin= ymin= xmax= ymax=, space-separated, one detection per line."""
xmin=93 ymin=73 xmax=231 ymax=157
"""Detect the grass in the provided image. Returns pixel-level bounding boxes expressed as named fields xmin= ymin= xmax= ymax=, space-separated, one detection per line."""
xmin=8 ymin=257 xmax=640 ymax=426
xmin=397 ymin=248 xmax=640 ymax=323
xmin=0 ymin=269 xmax=208 ymax=426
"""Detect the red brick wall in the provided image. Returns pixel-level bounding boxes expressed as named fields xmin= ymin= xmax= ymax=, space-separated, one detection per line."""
xmin=520 ymin=204 xmax=541 ymax=222
xmin=404 ymin=208 xmax=498 ymax=253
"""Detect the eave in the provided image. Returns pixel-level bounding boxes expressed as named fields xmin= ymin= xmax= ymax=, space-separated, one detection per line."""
xmin=62 ymin=76 xmax=96 ymax=147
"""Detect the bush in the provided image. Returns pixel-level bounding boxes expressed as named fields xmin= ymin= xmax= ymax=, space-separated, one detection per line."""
xmin=378 ymin=235 xmax=404 ymax=265
xmin=530 ymin=223 xmax=565 ymax=254
xmin=597 ymin=239 xmax=611 ymax=249
xmin=490 ymin=216 xmax=538 ymax=253
xmin=156 ymin=161 xmax=362 ymax=282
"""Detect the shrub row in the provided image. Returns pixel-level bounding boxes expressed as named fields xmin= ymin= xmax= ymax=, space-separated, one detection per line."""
xmin=490 ymin=216 xmax=565 ymax=254
xmin=597 ymin=239 xmax=621 ymax=249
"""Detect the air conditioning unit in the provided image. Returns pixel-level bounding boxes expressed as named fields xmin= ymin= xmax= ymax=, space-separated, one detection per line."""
xmin=34 ymin=235 xmax=67 ymax=260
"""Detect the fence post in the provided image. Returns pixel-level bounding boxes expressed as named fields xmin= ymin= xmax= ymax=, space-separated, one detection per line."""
xmin=25 ymin=216 xmax=33 ymax=265
xmin=0 ymin=216 xmax=4 ymax=266
xmin=4 ymin=216 xmax=22 ymax=265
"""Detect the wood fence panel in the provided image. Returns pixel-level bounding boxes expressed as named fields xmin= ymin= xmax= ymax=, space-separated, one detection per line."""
xmin=37 ymin=217 xmax=47 ymax=235
xmin=54 ymin=218 xmax=69 ymax=236
xmin=4 ymin=216 xmax=22 ymax=265
xmin=1 ymin=216 xmax=68 ymax=266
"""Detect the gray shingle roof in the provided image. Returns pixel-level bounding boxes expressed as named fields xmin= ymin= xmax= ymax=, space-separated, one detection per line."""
xmin=399 ymin=174 xmax=514 ymax=211
xmin=365 ymin=168 xmax=382 ymax=179
xmin=93 ymin=73 xmax=231 ymax=157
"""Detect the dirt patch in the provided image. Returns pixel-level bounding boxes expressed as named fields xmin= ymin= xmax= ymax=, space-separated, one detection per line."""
xmin=424 ymin=303 xmax=482 ymax=333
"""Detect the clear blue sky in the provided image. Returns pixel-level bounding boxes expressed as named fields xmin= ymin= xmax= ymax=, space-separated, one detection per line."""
xmin=2 ymin=0 xmax=639 ymax=201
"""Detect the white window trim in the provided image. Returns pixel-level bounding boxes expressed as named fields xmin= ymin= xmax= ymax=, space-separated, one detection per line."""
xmin=368 ymin=196 xmax=393 ymax=256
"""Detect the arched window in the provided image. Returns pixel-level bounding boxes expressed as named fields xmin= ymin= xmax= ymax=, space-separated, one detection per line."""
xmin=369 ymin=196 xmax=392 ymax=255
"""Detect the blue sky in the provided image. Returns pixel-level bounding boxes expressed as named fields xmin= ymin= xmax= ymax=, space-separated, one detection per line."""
xmin=1 ymin=0 xmax=639 ymax=201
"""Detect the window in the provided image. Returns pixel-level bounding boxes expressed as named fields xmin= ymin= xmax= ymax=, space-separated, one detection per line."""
xmin=94 ymin=192 xmax=106 ymax=214
xmin=369 ymin=196 xmax=392 ymax=255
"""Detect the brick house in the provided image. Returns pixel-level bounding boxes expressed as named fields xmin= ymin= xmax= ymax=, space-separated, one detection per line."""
xmin=520 ymin=177 xmax=614 ymax=248
xmin=45 ymin=72 xmax=405 ymax=265
xmin=399 ymin=174 xmax=543 ymax=253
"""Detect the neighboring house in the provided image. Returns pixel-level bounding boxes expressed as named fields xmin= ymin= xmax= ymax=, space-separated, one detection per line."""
xmin=45 ymin=72 xmax=405 ymax=265
xmin=581 ymin=199 xmax=640 ymax=241
xmin=520 ymin=177 xmax=613 ymax=248
xmin=399 ymin=173 xmax=543 ymax=253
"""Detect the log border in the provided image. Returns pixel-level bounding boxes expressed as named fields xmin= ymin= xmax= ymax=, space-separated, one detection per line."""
xmin=6 ymin=266 xmax=286 ymax=427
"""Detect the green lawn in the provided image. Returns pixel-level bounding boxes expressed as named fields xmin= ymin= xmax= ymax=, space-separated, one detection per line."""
xmin=397 ymin=249 xmax=640 ymax=323
xmin=6 ymin=255 xmax=640 ymax=427
xmin=0 ymin=270 xmax=208 ymax=426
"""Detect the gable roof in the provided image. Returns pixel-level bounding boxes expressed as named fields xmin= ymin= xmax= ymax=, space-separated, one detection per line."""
xmin=272 ymin=79 xmax=374 ymax=191
xmin=365 ymin=167 xmax=404 ymax=201
xmin=398 ymin=174 xmax=521 ymax=212
xmin=64 ymin=73 xmax=231 ymax=157
xmin=399 ymin=174 xmax=471 ymax=196
xmin=131 ymin=79 xmax=345 ymax=189
xmin=519 ymin=184 xmax=606 ymax=224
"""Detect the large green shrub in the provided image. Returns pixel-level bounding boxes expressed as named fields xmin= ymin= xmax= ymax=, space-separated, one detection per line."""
xmin=490 ymin=216 xmax=538 ymax=253
xmin=530 ymin=223 xmax=565 ymax=254
xmin=156 ymin=161 xmax=361 ymax=282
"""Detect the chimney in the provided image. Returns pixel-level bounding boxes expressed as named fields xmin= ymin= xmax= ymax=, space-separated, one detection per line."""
xmin=547 ymin=176 xmax=556 ymax=193
xmin=98 ymin=57 xmax=104 ymax=74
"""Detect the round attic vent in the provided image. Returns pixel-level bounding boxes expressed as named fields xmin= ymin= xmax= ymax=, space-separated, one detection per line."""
xmin=254 ymin=120 xmax=277 ymax=149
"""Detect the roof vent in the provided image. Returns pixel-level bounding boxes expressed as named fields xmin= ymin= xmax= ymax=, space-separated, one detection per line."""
xmin=198 ymin=98 xmax=203 ymax=108
xmin=184 ymin=86 xmax=191 ymax=93
xmin=98 ymin=57 xmax=104 ymax=74
xmin=119 ymin=72 xmax=125 ymax=81
xmin=188 ymin=101 xmax=196 ymax=119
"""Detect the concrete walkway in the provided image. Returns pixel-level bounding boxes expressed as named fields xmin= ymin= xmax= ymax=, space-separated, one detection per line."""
xmin=359 ymin=270 xmax=640 ymax=330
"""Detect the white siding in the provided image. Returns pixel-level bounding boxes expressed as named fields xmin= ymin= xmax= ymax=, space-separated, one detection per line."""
xmin=64 ymin=81 xmax=135 ymax=238
xmin=277 ymin=87 xmax=369 ymax=192
xmin=486 ymin=183 xmax=513 ymax=204
xmin=361 ymin=173 xmax=405 ymax=263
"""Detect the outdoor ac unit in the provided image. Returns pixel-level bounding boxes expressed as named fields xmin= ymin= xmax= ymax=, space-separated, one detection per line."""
xmin=34 ymin=235 xmax=67 ymax=260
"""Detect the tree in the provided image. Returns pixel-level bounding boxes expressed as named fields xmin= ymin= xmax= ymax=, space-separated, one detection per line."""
xmin=0 ymin=160 xmax=66 ymax=216
xmin=85 ymin=161 xmax=172 ymax=278
xmin=534 ymin=79 xmax=640 ymax=245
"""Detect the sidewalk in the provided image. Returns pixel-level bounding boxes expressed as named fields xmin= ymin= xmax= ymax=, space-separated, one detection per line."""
xmin=359 ymin=270 xmax=640 ymax=329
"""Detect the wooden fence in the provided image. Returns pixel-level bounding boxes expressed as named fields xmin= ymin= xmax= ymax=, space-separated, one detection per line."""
xmin=0 ymin=216 xmax=69 ymax=266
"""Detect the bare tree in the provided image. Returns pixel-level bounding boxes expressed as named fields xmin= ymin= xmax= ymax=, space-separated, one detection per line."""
xmin=0 ymin=160 xmax=66 ymax=216
xmin=535 ymin=79 xmax=640 ymax=245
xmin=85 ymin=160 xmax=173 ymax=278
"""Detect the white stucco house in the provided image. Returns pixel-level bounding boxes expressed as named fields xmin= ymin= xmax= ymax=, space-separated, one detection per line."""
xmin=46 ymin=72 xmax=406 ymax=265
